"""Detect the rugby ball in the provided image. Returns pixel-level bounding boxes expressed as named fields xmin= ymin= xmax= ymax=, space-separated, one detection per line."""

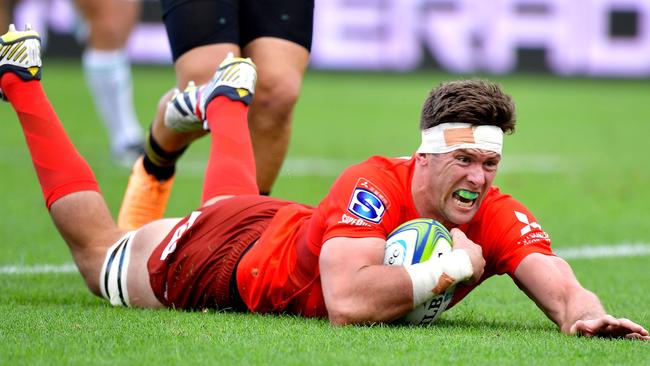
xmin=383 ymin=218 xmax=455 ymax=325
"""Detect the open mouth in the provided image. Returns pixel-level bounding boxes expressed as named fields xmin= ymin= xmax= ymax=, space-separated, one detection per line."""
xmin=452 ymin=189 xmax=479 ymax=208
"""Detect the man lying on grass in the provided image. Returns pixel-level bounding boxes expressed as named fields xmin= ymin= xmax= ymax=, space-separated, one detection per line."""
xmin=1 ymin=24 xmax=647 ymax=339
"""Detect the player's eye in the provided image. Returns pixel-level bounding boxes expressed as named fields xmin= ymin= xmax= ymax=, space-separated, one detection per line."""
xmin=457 ymin=155 xmax=471 ymax=164
xmin=484 ymin=159 xmax=499 ymax=171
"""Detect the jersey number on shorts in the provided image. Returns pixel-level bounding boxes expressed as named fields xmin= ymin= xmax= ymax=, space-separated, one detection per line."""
xmin=160 ymin=211 xmax=202 ymax=261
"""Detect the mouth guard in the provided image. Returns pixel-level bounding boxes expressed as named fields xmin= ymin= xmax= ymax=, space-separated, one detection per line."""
xmin=457 ymin=189 xmax=478 ymax=200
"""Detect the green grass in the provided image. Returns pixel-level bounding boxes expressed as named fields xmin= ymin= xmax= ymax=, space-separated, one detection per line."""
xmin=1 ymin=61 xmax=649 ymax=364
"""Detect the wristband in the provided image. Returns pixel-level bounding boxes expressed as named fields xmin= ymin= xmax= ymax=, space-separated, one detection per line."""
xmin=405 ymin=249 xmax=474 ymax=306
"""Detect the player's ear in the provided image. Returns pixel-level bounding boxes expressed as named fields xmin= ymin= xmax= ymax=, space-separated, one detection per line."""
xmin=415 ymin=153 xmax=429 ymax=166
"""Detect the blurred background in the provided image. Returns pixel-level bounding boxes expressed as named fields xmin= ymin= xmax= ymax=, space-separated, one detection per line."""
xmin=3 ymin=0 xmax=649 ymax=76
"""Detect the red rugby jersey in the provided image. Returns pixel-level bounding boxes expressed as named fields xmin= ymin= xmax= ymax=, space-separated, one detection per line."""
xmin=236 ymin=155 xmax=553 ymax=317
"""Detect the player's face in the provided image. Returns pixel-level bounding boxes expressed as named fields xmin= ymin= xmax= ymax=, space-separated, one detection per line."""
xmin=413 ymin=149 xmax=500 ymax=226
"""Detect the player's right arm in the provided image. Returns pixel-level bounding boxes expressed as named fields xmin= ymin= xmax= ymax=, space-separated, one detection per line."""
xmin=319 ymin=229 xmax=484 ymax=326
xmin=319 ymin=236 xmax=414 ymax=325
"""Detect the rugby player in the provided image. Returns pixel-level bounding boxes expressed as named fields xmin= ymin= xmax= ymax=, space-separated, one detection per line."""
xmin=1 ymin=25 xmax=647 ymax=339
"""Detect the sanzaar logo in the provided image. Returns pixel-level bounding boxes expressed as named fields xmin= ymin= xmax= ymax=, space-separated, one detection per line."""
xmin=347 ymin=188 xmax=385 ymax=223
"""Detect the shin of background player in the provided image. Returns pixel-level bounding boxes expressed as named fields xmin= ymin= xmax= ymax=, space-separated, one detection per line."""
xmin=75 ymin=0 xmax=145 ymax=166
xmin=116 ymin=0 xmax=314 ymax=229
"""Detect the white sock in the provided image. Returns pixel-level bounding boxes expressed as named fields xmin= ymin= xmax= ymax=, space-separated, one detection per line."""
xmin=82 ymin=48 xmax=143 ymax=156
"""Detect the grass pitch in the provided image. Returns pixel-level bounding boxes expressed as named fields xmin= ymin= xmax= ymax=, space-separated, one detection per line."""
xmin=1 ymin=62 xmax=649 ymax=365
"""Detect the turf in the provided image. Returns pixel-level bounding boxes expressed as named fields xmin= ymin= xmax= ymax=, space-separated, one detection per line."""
xmin=0 ymin=62 xmax=649 ymax=364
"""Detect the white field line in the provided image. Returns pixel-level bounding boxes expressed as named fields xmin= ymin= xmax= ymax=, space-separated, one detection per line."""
xmin=174 ymin=155 xmax=565 ymax=178
xmin=1 ymin=243 xmax=649 ymax=276
xmin=554 ymin=243 xmax=650 ymax=259
xmin=2 ymin=155 xmax=565 ymax=177
xmin=0 ymin=263 xmax=78 ymax=275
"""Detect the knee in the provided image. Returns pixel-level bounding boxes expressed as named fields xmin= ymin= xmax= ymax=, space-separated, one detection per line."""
xmin=250 ymin=71 xmax=303 ymax=131
xmin=88 ymin=19 xmax=131 ymax=49
xmin=82 ymin=0 xmax=138 ymax=48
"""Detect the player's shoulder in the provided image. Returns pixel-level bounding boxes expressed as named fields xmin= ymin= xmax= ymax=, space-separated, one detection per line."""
xmin=365 ymin=154 xmax=414 ymax=168
xmin=324 ymin=155 xmax=416 ymax=222
xmin=479 ymin=185 xmax=517 ymax=206
xmin=337 ymin=155 xmax=415 ymax=192
xmin=474 ymin=186 xmax=528 ymax=220
xmin=343 ymin=155 xmax=414 ymax=178
xmin=469 ymin=186 xmax=550 ymax=245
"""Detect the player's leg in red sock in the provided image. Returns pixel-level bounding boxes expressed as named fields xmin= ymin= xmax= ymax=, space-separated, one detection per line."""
xmin=1 ymin=72 xmax=124 ymax=294
xmin=2 ymin=74 xmax=100 ymax=207
xmin=0 ymin=24 xmax=125 ymax=295
xmin=201 ymin=95 xmax=258 ymax=203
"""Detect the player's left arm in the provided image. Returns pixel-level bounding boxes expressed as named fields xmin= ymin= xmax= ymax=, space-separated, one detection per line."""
xmin=513 ymin=253 xmax=649 ymax=340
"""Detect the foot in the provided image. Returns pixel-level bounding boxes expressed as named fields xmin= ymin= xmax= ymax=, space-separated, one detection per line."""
xmin=0 ymin=24 xmax=42 ymax=100
xmin=163 ymin=81 xmax=203 ymax=132
xmin=163 ymin=52 xmax=257 ymax=132
xmin=117 ymin=156 xmax=174 ymax=230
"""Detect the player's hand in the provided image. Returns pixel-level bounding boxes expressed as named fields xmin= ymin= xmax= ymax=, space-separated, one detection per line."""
xmin=570 ymin=315 xmax=650 ymax=340
xmin=450 ymin=228 xmax=485 ymax=283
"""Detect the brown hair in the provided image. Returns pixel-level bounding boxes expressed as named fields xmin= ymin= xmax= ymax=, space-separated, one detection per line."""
xmin=420 ymin=80 xmax=516 ymax=134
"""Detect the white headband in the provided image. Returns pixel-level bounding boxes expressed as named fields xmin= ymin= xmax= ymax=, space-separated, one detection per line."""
xmin=416 ymin=122 xmax=504 ymax=155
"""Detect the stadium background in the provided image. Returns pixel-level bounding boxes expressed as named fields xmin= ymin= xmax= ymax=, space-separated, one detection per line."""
xmin=12 ymin=0 xmax=650 ymax=76
xmin=1 ymin=0 xmax=649 ymax=364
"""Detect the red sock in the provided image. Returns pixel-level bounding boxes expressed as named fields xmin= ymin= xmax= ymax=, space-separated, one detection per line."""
xmin=2 ymin=74 xmax=99 ymax=208
xmin=202 ymin=96 xmax=258 ymax=203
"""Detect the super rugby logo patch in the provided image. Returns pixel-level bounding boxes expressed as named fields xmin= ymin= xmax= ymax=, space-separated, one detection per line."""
xmin=346 ymin=178 xmax=389 ymax=224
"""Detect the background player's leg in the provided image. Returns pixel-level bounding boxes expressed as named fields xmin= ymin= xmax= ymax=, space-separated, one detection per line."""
xmin=75 ymin=0 xmax=144 ymax=166
xmin=243 ymin=38 xmax=310 ymax=195
xmin=150 ymin=44 xmax=239 ymax=153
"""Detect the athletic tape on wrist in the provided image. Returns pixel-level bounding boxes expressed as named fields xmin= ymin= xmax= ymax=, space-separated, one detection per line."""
xmin=417 ymin=122 xmax=503 ymax=155
xmin=405 ymin=249 xmax=474 ymax=306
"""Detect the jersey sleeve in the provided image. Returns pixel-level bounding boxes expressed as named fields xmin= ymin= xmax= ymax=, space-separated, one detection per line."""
xmin=472 ymin=192 xmax=554 ymax=277
xmin=318 ymin=162 xmax=405 ymax=242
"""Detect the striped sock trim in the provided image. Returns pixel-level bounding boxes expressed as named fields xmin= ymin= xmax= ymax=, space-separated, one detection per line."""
xmin=99 ymin=231 xmax=136 ymax=307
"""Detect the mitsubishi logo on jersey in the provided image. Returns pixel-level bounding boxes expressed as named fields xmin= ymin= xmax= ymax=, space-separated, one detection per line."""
xmin=514 ymin=211 xmax=541 ymax=236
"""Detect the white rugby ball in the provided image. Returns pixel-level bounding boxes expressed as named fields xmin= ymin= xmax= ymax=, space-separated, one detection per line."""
xmin=384 ymin=218 xmax=455 ymax=325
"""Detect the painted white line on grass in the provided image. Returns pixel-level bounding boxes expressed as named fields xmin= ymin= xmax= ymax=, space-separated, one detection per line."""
xmin=1 ymin=243 xmax=649 ymax=275
xmin=175 ymin=155 xmax=565 ymax=178
xmin=554 ymin=243 xmax=650 ymax=260
xmin=0 ymin=263 xmax=78 ymax=275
